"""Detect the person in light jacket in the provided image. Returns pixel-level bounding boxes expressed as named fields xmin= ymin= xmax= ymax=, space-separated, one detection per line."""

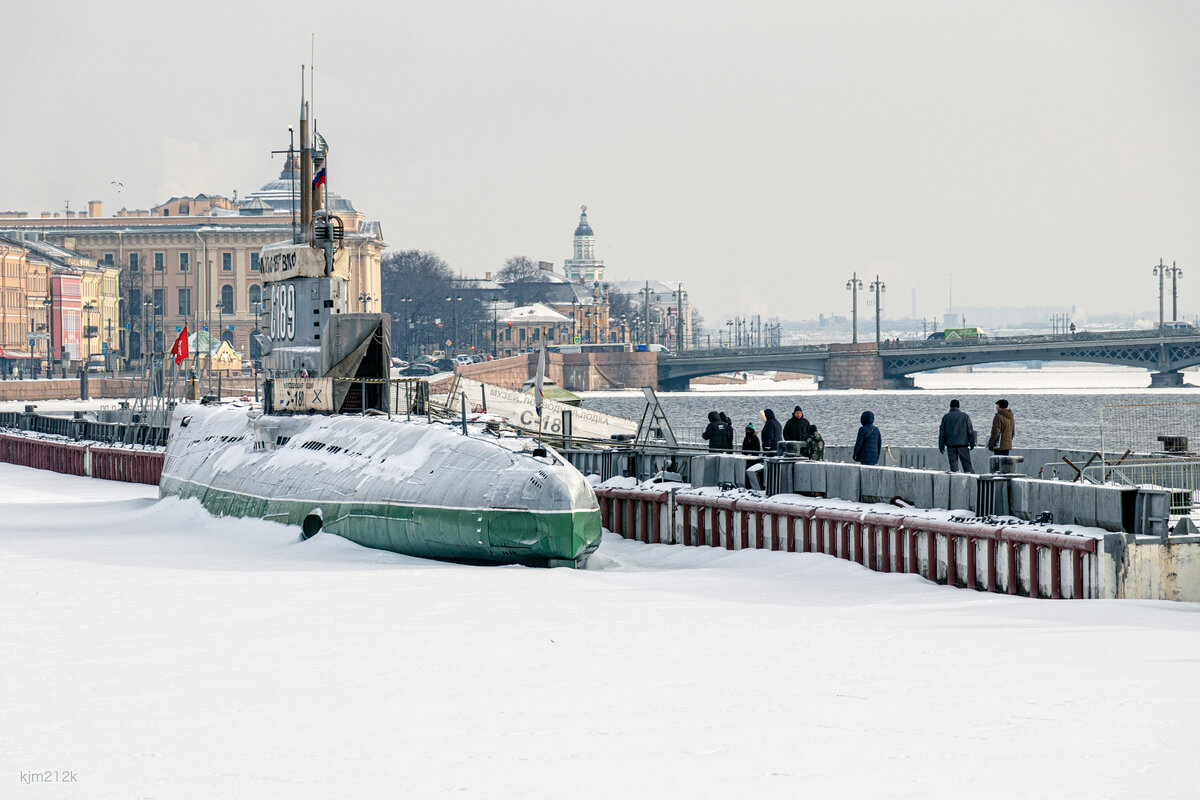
xmin=853 ymin=410 xmax=882 ymax=466
xmin=987 ymin=399 xmax=1015 ymax=455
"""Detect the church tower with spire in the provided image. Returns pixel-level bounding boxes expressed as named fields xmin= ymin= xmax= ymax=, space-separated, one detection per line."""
xmin=562 ymin=205 xmax=605 ymax=284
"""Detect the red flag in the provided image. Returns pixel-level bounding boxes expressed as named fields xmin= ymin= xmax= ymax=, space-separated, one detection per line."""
xmin=170 ymin=326 xmax=189 ymax=365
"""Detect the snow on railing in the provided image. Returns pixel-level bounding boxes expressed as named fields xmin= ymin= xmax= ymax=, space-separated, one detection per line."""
xmin=595 ymin=485 xmax=1099 ymax=599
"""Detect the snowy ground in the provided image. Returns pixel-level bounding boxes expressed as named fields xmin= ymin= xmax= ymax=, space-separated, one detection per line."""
xmin=2 ymin=464 xmax=1199 ymax=799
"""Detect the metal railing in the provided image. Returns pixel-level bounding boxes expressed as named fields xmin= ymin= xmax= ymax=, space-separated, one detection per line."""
xmin=1083 ymin=458 xmax=1200 ymax=521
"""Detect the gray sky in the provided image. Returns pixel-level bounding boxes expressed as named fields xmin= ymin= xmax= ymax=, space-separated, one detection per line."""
xmin=3 ymin=0 xmax=1198 ymax=323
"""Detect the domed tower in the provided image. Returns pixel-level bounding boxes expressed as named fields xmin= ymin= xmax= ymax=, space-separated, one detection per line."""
xmin=563 ymin=205 xmax=605 ymax=284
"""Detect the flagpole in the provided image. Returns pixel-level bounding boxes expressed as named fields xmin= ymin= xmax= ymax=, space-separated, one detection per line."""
xmin=534 ymin=343 xmax=546 ymax=447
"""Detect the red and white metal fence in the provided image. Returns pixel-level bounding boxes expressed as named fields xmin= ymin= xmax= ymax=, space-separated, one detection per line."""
xmin=0 ymin=433 xmax=164 ymax=486
xmin=595 ymin=486 xmax=1099 ymax=599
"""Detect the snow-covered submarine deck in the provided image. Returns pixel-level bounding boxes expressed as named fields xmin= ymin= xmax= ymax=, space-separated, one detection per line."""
xmin=159 ymin=404 xmax=602 ymax=567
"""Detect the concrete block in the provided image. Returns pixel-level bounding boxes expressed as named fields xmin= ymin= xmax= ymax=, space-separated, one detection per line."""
xmin=790 ymin=462 xmax=810 ymax=493
xmin=931 ymin=471 xmax=951 ymax=509
xmin=1072 ymin=485 xmax=1098 ymax=528
xmin=894 ymin=469 xmax=934 ymax=508
xmin=1009 ymin=479 xmax=1031 ymax=520
xmin=808 ymin=462 xmax=827 ymax=494
xmin=1095 ymin=485 xmax=1126 ymax=533
xmin=1052 ymin=481 xmax=1076 ymax=525
xmin=949 ymin=473 xmax=977 ymax=512
xmin=860 ymin=466 xmax=885 ymax=502
xmin=825 ymin=463 xmax=861 ymax=502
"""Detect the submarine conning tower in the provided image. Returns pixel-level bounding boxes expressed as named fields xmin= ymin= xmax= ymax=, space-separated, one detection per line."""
xmin=256 ymin=94 xmax=391 ymax=415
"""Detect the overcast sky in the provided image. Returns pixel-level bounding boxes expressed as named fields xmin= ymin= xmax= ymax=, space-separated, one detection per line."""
xmin=2 ymin=0 xmax=1198 ymax=323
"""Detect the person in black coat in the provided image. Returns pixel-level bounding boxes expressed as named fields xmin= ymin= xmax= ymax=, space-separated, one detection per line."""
xmin=760 ymin=408 xmax=783 ymax=454
xmin=938 ymin=399 xmax=976 ymax=473
xmin=741 ymin=423 xmax=761 ymax=454
xmin=782 ymin=406 xmax=812 ymax=442
xmin=702 ymin=411 xmax=734 ymax=451
xmin=853 ymin=410 xmax=882 ymax=466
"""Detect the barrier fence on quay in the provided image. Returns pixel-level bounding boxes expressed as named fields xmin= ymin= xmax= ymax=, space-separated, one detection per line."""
xmin=0 ymin=433 xmax=164 ymax=485
xmin=596 ymin=485 xmax=1104 ymax=600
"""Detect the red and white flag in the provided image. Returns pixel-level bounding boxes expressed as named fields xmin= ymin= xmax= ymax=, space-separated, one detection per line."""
xmin=170 ymin=326 xmax=189 ymax=365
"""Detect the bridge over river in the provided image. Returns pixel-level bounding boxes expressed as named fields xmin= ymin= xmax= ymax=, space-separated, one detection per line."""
xmin=657 ymin=329 xmax=1200 ymax=390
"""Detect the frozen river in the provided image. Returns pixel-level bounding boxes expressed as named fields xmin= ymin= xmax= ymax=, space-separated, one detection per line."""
xmin=581 ymin=366 xmax=1200 ymax=451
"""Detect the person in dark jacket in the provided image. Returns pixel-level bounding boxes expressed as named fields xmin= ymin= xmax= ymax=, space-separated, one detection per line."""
xmin=782 ymin=406 xmax=812 ymax=442
xmin=806 ymin=425 xmax=825 ymax=461
xmin=742 ymin=423 xmax=763 ymax=489
xmin=741 ymin=423 xmax=761 ymax=454
xmin=853 ymin=410 xmax=882 ymax=466
xmin=702 ymin=411 xmax=734 ymax=451
xmin=760 ymin=409 xmax=783 ymax=453
xmin=987 ymin=399 xmax=1015 ymax=455
xmin=938 ymin=399 xmax=976 ymax=473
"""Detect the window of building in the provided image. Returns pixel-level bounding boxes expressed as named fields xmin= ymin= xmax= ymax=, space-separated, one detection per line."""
xmin=222 ymin=252 xmax=232 ymax=272
xmin=533 ymin=328 xmax=540 ymax=341
xmin=103 ymin=253 xmax=114 ymax=265
xmin=178 ymin=288 xmax=191 ymax=317
xmin=519 ymin=328 xmax=526 ymax=342
xmin=250 ymin=253 xmax=259 ymax=272
xmin=220 ymin=284 xmax=234 ymax=314
xmin=248 ymin=284 xmax=262 ymax=312
xmin=153 ymin=288 xmax=164 ymax=316
xmin=154 ymin=252 xmax=164 ymax=271
xmin=179 ymin=252 xmax=189 ymax=272
xmin=129 ymin=253 xmax=139 ymax=272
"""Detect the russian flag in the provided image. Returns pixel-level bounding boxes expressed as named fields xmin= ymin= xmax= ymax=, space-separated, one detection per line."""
xmin=313 ymin=167 xmax=326 ymax=189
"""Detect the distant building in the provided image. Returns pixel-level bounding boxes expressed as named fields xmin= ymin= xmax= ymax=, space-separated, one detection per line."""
xmin=609 ymin=279 xmax=692 ymax=348
xmin=490 ymin=303 xmax=573 ymax=358
xmin=0 ymin=158 xmax=384 ymax=364
xmin=562 ymin=205 xmax=605 ymax=284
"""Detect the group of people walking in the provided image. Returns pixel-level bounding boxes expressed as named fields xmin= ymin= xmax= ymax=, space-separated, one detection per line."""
xmin=702 ymin=398 xmax=1016 ymax=474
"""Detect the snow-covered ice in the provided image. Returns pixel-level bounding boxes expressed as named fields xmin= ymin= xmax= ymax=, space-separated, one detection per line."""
xmin=2 ymin=462 xmax=1199 ymax=798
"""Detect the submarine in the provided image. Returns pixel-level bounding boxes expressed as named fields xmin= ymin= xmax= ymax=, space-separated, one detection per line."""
xmin=158 ymin=86 xmax=601 ymax=568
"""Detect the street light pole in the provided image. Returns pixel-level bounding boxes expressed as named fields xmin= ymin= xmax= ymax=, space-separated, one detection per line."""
xmin=1153 ymin=258 xmax=1166 ymax=330
xmin=870 ymin=274 xmax=886 ymax=346
xmin=846 ymin=272 xmax=863 ymax=343
xmin=1168 ymin=261 xmax=1183 ymax=322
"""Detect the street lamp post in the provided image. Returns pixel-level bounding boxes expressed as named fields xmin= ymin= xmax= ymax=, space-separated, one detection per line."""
xmin=358 ymin=293 xmax=372 ymax=312
xmin=1153 ymin=259 xmax=1167 ymax=330
xmin=41 ymin=296 xmax=52 ymax=378
xmin=846 ymin=272 xmax=863 ymax=343
xmin=251 ymin=300 xmax=263 ymax=403
xmin=869 ymin=274 xmax=886 ymax=346
xmin=82 ymin=300 xmax=97 ymax=361
xmin=445 ymin=295 xmax=461 ymax=352
xmin=1168 ymin=261 xmax=1183 ymax=322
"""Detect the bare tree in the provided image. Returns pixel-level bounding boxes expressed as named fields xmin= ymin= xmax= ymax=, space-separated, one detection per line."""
xmin=496 ymin=255 xmax=539 ymax=284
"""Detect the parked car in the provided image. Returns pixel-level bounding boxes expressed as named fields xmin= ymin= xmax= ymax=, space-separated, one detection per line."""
xmin=401 ymin=363 xmax=437 ymax=377
xmin=454 ymin=354 xmax=474 ymax=366
xmin=431 ymin=358 xmax=455 ymax=372
xmin=390 ymin=357 xmax=410 ymax=370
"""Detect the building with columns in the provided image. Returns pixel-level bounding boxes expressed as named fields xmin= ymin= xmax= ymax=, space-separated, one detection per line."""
xmin=0 ymin=159 xmax=384 ymax=365
xmin=562 ymin=205 xmax=605 ymax=285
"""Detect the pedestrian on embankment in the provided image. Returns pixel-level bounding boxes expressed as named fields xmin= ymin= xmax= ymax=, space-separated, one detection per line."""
xmin=783 ymin=406 xmax=812 ymax=442
xmin=987 ymin=399 xmax=1015 ymax=456
xmin=741 ymin=423 xmax=761 ymax=454
xmin=853 ymin=411 xmax=882 ymax=466
xmin=938 ymin=398 xmax=976 ymax=473
xmin=703 ymin=411 xmax=734 ymax=452
xmin=760 ymin=408 xmax=783 ymax=454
